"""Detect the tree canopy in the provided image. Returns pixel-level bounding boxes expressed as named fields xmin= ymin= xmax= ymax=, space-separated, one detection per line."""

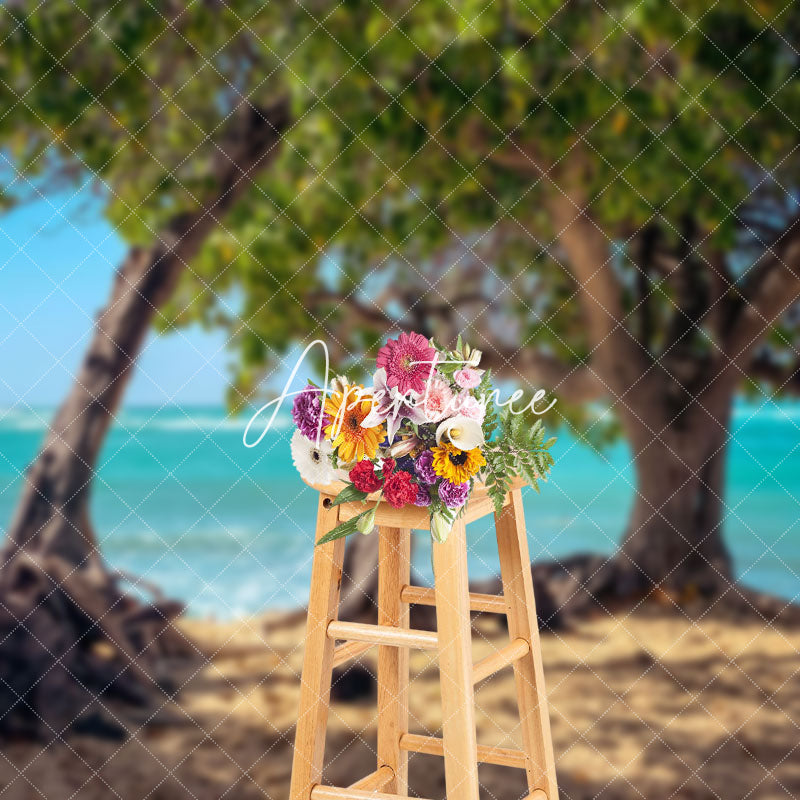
xmin=181 ymin=0 xmax=800 ymax=411
xmin=3 ymin=2 xmax=798 ymax=412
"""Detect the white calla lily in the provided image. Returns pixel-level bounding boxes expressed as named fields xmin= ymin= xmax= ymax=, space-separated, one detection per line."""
xmin=435 ymin=415 xmax=484 ymax=450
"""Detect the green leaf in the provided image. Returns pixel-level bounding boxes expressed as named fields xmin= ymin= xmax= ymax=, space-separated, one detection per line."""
xmin=490 ymin=488 xmax=505 ymax=516
xmin=316 ymin=518 xmax=358 ymax=544
xmin=330 ymin=484 xmax=369 ymax=506
xmin=316 ymin=507 xmax=373 ymax=545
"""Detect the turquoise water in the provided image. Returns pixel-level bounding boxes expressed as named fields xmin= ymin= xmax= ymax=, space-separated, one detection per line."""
xmin=0 ymin=402 xmax=798 ymax=617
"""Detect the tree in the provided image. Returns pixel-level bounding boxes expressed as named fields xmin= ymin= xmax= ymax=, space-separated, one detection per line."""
xmin=181 ymin=1 xmax=800 ymax=607
xmin=0 ymin=0 xmax=447 ymax=733
xmin=0 ymin=2 xmax=290 ymax=736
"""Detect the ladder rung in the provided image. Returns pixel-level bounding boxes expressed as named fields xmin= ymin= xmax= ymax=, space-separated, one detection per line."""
xmin=327 ymin=620 xmax=438 ymax=650
xmin=348 ymin=765 xmax=394 ymax=791
xmin=332 ymin=639 xmax=374 ymax=669
xmin=400 ymin=584 xmax=507 ymax=614
xmin=312 ymin=787 xmax=433 ymax=800
xmin=472 ymin=637 xmax=530 ymax=684
xmin=399 ymin=733 xmax=528 ymax=769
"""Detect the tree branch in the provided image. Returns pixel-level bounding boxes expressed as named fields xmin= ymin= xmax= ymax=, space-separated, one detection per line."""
xmin=546 ymin=169 xmax=648 ymax=398
xmin=489 ymin=139 xmax=546 ymax=175
xmin=712 ymin=215 xmax=800 ymax=398
xmin=481 ymin=347 xmax=605 ymax=403
xmin=307 ymin=289 xmax=389 ymax=328
xmin=306 ymin=286 xmax=604 ymax=402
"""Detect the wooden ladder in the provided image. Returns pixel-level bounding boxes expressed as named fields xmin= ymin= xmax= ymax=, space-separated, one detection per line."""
xmin=289 ymin=482 xmax=558 ymax=800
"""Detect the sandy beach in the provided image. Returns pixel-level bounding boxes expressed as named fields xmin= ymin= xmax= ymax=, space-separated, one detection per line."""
xmin=1 ymin=602 xmax=797 ymax=800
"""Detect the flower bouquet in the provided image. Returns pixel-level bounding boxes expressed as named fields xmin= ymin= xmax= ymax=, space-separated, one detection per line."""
xmin=290 ymin=332 xmax=556 ymax=544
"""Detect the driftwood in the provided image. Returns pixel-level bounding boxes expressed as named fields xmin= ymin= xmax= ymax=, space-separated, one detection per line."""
xmin=0 ymin=99 xmax=289 ymax=741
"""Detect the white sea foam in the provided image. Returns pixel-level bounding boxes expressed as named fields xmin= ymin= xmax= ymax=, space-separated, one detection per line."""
xmin=0 ymin=407 xmax=293 ymax=434
xmin=0 ymin=409 xmax=49 ymax=431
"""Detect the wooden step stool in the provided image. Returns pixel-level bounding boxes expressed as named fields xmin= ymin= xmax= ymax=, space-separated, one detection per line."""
xmin=290 ymin=479 xmax=558 ymax=800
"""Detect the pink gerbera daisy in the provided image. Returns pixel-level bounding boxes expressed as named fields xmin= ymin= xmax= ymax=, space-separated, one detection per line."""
xmin=376 ymin=332 xmax=436 ymax=395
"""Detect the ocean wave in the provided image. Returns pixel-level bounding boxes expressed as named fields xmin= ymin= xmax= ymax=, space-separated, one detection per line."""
xmin=0 ymin=409 xmax=49 ymax=431
xmin=120 ymin=415 xmax=292 ymax=433
xmin=0 ymin=407 xmax=293 ymax=435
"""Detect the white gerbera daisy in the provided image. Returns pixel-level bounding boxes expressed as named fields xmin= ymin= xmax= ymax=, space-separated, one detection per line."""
xmin=291 ymin=429 xmax=337 ymax=485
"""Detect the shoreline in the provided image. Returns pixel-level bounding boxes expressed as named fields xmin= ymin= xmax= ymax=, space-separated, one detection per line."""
xmin=3 ymin=404 xmax=800 ymax=619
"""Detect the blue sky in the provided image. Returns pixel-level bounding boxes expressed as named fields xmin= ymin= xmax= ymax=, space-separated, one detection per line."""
xmin=0 ymin=185 xmax=232 ymax=407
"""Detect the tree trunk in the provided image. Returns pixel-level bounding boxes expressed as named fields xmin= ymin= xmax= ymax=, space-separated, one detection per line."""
xmin=2 ymin=100 xmax=288 ymax=569
xmin=0 ymin=100 xmax=289 ymax=740
xmin=616 ymin=393 xmax=734 ymax=599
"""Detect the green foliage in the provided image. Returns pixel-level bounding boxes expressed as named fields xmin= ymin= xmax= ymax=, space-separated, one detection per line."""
xmin=316 ymin=485 xmax=373 ymax=543
xmin=316 ymin=508 xmax=374 ymax=545
xmin=1 ymin=0 xmax=798 ymax=412
xmin=482 ymin=413 xmax=556 ymax=515
xmin=329 ymin=484 xmax=369 ymax=507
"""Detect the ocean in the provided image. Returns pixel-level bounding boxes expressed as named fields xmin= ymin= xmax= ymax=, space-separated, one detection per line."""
xmin=0 ymin=402 xmax=798 ymax=618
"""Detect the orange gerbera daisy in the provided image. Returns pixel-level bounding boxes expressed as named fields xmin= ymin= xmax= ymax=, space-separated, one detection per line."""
xmin=324 ymin=384 xmax=385 ymax=463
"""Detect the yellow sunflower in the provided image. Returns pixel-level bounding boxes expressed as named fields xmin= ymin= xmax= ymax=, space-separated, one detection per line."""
xmin=431 ymin=443 xmax=486 ymax=484
xmin=324 ymin=384 xmax=384 ymax=463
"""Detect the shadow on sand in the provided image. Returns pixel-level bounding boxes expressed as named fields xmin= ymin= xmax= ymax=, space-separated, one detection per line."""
xmin=0 ymin=605 xmax=798 ymax=800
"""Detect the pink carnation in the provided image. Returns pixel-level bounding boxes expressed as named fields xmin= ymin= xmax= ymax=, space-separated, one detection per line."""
xmin=420 ymin=376 xmax=454 ymax=423
xmin=454 ymin=368 xmax=483 ymax=389
xmin=376 ymin=332 xmax=436 ymax=395
xmin=453 ymin=392 xmax=486 ymax=423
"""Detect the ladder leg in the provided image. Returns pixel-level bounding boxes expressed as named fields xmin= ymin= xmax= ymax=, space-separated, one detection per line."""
xmin=495 ymin=490 xmax=559 ymax=800
xmin=432 ymin=518 xmax=480 ymax=800
xmin=377 ymin=526 xmax=411 ymax=794
xmin=290 ymin=497 xmax=347 ymax=800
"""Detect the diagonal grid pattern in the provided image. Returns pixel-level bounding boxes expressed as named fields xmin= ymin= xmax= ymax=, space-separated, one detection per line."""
xmin=0 ymin=1 xmax=798 ymax=800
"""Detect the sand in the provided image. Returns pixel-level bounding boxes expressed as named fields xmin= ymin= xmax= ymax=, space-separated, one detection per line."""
xmin=1 ymin=604 xmax=798 ymax=800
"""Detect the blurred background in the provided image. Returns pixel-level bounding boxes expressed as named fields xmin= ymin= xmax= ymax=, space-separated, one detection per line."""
xmin=0 ymin=2 xmax=798 ymax=799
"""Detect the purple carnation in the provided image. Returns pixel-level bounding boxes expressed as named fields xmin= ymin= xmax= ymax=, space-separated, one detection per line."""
xmin=438 ymin=479 xmax=470 ymax=509
xmin=413 ymin=484 xmax=432 ymax=507
xmin=292 ymin=385 xmax=329 ymax=441
xmin=414 ymin=450 xmax=437 ymax=485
